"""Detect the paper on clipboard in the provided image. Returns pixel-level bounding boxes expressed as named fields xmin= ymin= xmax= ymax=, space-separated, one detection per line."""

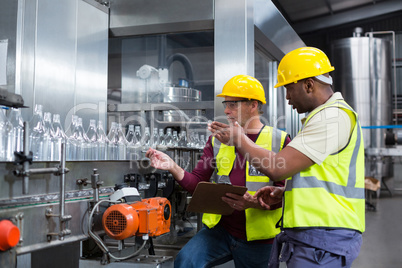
xmin=186 ymin=182 xmax=248 ymax=215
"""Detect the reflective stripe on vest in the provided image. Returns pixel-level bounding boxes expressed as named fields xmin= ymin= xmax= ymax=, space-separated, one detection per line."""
xmin=203 ymin=126 xmax=288 ymax=241
xmin=283 ymin=100 xmax=365 ymax=232
xmin=287 ymin=120 xmax=363 ymax=199
xmin=211 ymin=139 xmax=232 ymax=184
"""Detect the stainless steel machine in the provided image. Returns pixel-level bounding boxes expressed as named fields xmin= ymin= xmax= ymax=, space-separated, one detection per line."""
xmin=331 ymin=27 xmax=399 ymax=198
xmin=0 ymin=0 xmax=304 ymax=267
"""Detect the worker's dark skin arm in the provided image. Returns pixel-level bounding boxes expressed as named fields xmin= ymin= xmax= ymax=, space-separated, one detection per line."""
xmin=209 ymin=121 xmax=314 ymax=181
xmin=255 ymin=186 xmax=284 ymax=209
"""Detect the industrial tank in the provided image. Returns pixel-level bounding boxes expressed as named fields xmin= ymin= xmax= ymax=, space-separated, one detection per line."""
xmin=331 ymin=28 xmax=393 ymax=150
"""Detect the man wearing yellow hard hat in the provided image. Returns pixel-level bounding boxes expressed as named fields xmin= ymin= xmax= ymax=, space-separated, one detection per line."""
xmin=146 ymin=75 xmax=290 ymax=267
xmin=209 ymin=47 xmax=365 ymax=268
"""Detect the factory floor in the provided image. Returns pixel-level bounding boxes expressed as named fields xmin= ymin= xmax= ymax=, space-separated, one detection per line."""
xmin=258 ymin=190 xmax=402 ymax=268
xmin=353 ymin=190 xmax=402 ymax=268
xmin=156 ymin=187 xmax=402 ymax=268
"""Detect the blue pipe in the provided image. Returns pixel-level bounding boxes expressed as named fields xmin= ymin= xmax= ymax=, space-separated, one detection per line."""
xmin=361 ymin=125 xmax=402 ymax=129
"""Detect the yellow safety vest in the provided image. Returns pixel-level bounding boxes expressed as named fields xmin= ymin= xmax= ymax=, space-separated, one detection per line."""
xmin=202 ymin=125 xmax=288 ymax=241
xmin=282 ymin=100 xmax=365 ymax=232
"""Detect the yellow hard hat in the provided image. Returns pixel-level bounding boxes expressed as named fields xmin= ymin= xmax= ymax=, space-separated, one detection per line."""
xmin=217 ymin=75 xmax=266 ymax=104
xmin=275 ymin=47 xmax=335 ymax=88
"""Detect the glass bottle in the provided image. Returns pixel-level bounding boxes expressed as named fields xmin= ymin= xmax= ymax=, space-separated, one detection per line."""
xmin=76 ymin=117 xmax=86 ymax=138
xmin=86 ymin=119 xmax=98 ymax=160
xmin=164 ymin=128 xmax=173 ymax=147
xmin=30 ymin=104 xmax=44 ymax=132
xmin=28 ymin=104 xmax=43 ymax=160
xmin=134 ymin=125 xmax=142 ymax=146
xmin=178 ymin=130 xmax=187 ymax=147
xmin=43 ymin=112 xmax=55 ymax=161
xmin=52 ymin=114 xmax=67 ymax=139
xmin=66 ymin=115 xmax=78 ymax=160
xmin=125 ymin=125 xmax=137 ymax=144
xmin=188 ymin=131 xmax=195 ymax=148
xmin=43 ymin=112 xmax=55 ymax=136
xmin=79 ymin=117 xmax=92 ymax=160
xmin=126 ymin=141 xmax=137 ymax=161
xmin=142 ymin=127 xmax=151 ymax=151
xmin=126 ymin=129 xmax=137 ymax=161
xmin=29 ymin=104 xmax=50 ymax=161
xmin=107 ymin=122 xmax=118 ymax=160
xmin=199 ymin=134 xmax=206 ymax=148
xmin=172 ymin=130 xmax=179 ymax=147
xmin=51 ymin=114 xmax=67 ymax=161
xmin=70 ymin=117 xmax=90 ymax=160
xmin=126 ymin=125 xmax=139 ymax=160
xmin=158 ymin=128 xmax=165 ymax=146
xmin=8 ymin=108 xmax=24 ymax=159
xmin=116 ymin=123 xmax=127 ymax=160
xmin=193 ymin=132 xmax=200 ymax=149
xmin=151 ymin=127 xmax=159 ymax=148
xmin=107 ymin=122 xmax=127 ymax=160
xmin=97 ymin=120 xmax=108 ymax=160
xmin=0 ymin=107 xmax=13 ymax=161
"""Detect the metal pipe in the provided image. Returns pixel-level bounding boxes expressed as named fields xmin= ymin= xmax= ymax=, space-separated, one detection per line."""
xmin=166 ymin=53 xmax=195 ymax=87
xmin=59 ymin=142 xmax=67 ymax=239
xmin=28 ymin=168 xmax=60 ymax=175
xmin=13 ymin=130 xmax=72 ymax=240
xmin=23 ymin=122 xmax=29 ymax=194
xmin=268 ymin=61 xmax=278 ymax=127
xmin=158 ymin=35 xmax=167 ymax=69
xmin=91 ymin=168 xmax=100 ymax=213
xmin=15 ymin=213 xmax=24 ymax=244
xmin=14 ymin=167 xmax=70 ymax=176
xmin=365 ymin=31 xmax=397 ymax=125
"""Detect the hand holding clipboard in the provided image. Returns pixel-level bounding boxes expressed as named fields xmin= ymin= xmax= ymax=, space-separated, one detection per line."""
xmin=187 ymin=182 xmax=247 ymax=215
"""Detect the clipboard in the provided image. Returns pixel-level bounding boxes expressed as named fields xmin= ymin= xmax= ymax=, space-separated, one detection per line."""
xmin=186 ymin=182 xmax=248 ymax=215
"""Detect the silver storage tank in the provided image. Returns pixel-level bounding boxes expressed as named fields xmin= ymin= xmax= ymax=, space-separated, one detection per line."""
xmin=331 ymin=33 xmax=392 ymax=150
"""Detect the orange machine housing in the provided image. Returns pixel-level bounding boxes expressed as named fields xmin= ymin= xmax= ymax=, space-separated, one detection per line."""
xmin=102 ymin=197 xmax=171 ymax=240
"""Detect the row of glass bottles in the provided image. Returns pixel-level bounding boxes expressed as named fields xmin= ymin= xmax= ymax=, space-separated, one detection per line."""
xmin=129 ymin=126 xmax=207 ymax=149
xmin=0 ymin=107 xmax=21 ymax=161
xmin=0 ymin=104 xmax=208 ymax=162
